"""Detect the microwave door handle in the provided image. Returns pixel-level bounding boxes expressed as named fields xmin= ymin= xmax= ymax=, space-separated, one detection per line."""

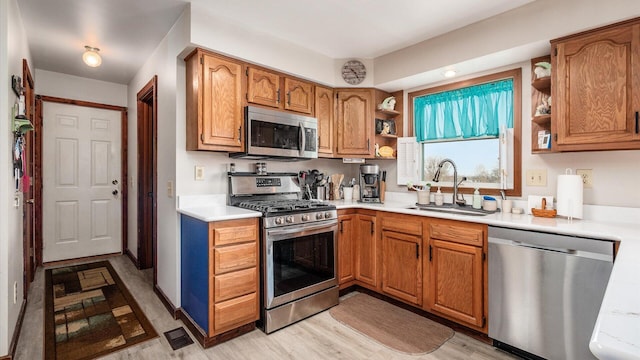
xmin=299 ymin=122 xmax=306 ymax=156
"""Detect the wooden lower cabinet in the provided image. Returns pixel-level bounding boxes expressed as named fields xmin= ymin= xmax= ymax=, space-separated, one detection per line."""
xmin=355 ymin=214 xmax=377 ymax=288
xmin=336 ymin=210 xmax=488 ymax=333
xmin=180 ymin=216 xmax=260 ymax=346
xmin=381 ymin=230 xmax=422 ymax=305
xmin=427 ymin=219 xmax=487 ymax=330
xmin=337 ymin=212 xmax=356 ymax=286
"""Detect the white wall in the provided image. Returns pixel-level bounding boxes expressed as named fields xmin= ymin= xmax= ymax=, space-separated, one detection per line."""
xmin=0 ymin=0 xmax=31 ymax=355
xmin=374 ymin=0 xmax=640 ymax=90
xmin=35 ymin=69 xmax=127 ymax=107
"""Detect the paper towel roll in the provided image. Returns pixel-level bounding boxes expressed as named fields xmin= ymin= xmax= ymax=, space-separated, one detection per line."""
xmin=557 ymin=173 xmax=583 ymax=219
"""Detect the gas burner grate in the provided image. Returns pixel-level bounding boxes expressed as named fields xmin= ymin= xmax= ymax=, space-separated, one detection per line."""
xmin=238 ymin=199 xmax=332 ymax=213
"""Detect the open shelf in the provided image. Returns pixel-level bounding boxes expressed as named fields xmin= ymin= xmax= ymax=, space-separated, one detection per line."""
xmin=376 ymin=108 xmax=400 ymax=116
xmin=531 ymin=76 xmax=551 ymax=92
xmin=532 ymin=114 xmax=551 ymax=125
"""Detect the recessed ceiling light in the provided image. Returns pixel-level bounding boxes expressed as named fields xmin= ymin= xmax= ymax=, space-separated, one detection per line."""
xmin=82 ymin=46 xmax=102 ymax=67
xmin=443 ymin=69 xmax=457 ymax=78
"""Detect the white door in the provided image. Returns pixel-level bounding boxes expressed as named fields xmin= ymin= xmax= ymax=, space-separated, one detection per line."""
xmin=43 ymin=102 xmax=122 ymax=262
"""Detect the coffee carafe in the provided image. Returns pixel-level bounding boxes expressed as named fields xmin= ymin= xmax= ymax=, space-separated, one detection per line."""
xmin=359 ymin=164 xmax=381 ymax=203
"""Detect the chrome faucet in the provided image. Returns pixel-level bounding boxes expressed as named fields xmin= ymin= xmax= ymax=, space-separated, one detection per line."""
xmin=432 ymin=158 xmax=466 ymax=206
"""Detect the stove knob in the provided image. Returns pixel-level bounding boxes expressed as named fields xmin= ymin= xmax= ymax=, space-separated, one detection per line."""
xmin=301 ymin=214 xmax=310 ymax=222
xmin=286 ymin=215 xmax=295 ymax=223
xmin=324 ymin=212 xmax=332 ymax=219
xmin=316 ymin=212 xmax=324 ymax=220
xmin=275 ymin=217 xmax=284 ymax=225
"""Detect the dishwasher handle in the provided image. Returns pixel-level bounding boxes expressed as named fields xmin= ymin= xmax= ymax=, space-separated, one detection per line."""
xmin=489 ymin=236 xmax=613 ymax=262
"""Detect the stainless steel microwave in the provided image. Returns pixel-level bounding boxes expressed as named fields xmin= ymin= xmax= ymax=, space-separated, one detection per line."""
xmin=230 ymin=106 xmax=318 ymax=160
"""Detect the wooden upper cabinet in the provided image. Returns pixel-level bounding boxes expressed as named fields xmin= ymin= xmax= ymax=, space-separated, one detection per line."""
xmin=247 ymin=67 xmax=281 ymax=109
xmin=336 ymin=89 xmax=374 ymax=157
xmin=185 ymin=49 xmax=244 ymax=151
xmin=247 ymin=67 xmax=315 ymax=115
xmin=315 ymin=85 xmax=334 ymax=157
xmin=552 ymin=20 xmax=640 ymax=151
xmin=284 ymin=78 xmax=314 ymax=114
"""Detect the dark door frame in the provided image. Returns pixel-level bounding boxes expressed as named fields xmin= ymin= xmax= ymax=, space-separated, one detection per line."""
xmin=22 ymin=59 xmax=35 ymax=298
xmin=34 ymin=96 xmax=128 ymax=266
xmin=136 ymin=76 xmax=158 ymax=283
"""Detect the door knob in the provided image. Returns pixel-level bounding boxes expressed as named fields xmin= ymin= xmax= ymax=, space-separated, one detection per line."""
xmin=112 ymin=190 xmax=119 ymax=196
xmin=112 ymin=180 xmax=119 ymax=185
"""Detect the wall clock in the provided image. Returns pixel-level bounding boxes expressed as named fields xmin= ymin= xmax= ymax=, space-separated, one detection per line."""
xmin=341 ymin=60 xmax=366 ymax=85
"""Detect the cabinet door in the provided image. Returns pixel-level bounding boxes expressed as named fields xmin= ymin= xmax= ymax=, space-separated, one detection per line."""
xmin=336 ymin=90 xmax=374 ymax=157
xmin=382 ymin=230 xmax=422 ymax=305
xmin=315 ymin=85 xmax=334 ymax=157
xmin=553 ymin=23 xmax=640 ymax=150
xmin=247 ymin=67 xmax=281 ymax=108
xmin=428 ymin=239 xmax=483 ymax=327
xmin=196 ymin=52 xmax=244 ymax=151
xmin=337 ymin=214 xmax=355 ymax=285
xmin=355 ymin=214 xmax=377 ymax=287
xmin=284 ymin=78 xmax=314 ymax=114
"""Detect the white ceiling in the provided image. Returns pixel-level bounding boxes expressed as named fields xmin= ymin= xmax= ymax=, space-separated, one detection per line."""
xmin=17 ymin=0 xmax=534 ymax=85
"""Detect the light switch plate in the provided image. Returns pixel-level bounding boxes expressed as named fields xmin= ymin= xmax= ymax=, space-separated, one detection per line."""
xmin=526 ymin=169 xmax=547 ymax=186
xmin=194 ymin=166 xmax=204 ymax=181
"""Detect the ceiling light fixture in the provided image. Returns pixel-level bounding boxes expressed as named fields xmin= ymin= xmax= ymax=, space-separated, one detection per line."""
xmin=443 ymin=69 xmax=457 ymax=78
xmin=82 ymin=46 xmax=102 ymax=67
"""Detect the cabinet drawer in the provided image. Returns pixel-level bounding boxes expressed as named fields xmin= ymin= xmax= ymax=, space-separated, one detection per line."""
xmin=211 ymin=219 xmax=257 ymax=246
xmin=214 ymin=267 xmax=257 ymax=303
xmin=213 ymin=242 xmax=257 ymax=274
xmin=381 ymin=215 xmax=422 ymax=236
xmin=213 ymin=292 xmax=258 ymax=334
xmin=429 ymin=221 xmax=484 ymax=247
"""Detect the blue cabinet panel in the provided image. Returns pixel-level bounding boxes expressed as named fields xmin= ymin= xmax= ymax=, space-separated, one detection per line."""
xmin=181 ymin=215 xmax=209 ymax=332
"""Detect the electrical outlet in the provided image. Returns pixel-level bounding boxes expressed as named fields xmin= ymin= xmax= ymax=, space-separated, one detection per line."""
xmin=167 ymin=181 xmax=173 ymax=197
xmin=194 ymin=166 xmax=204 ymax=181
xmin=13 ymin=281 xmax=17 ymax=304
xmin=526 ymin=169 xmax=547 ymax=186
xmin=576 ymin=169 xmax=593 ymax=188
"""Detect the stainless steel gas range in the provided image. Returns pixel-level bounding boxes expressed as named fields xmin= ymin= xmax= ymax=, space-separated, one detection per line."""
xmin=228 ymin=172 xmax=338 ymax=334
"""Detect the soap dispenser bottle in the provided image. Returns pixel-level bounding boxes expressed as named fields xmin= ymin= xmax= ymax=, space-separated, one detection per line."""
xmin=435 ymin=187 xmax=444 ymax=206
xmin=472 ymin=187 xmax=482 ymax=209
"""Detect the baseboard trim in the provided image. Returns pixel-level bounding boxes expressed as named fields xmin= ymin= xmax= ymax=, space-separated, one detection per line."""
xmin=178 ymin=310 xmax=255 ymax=348
xmin=1 ymin=298 xmax=28 ymax=360
xmin=125 ymin=249 xmax=139 ymax=268
xmin=153 ymin=284 xmax=179 ymax=319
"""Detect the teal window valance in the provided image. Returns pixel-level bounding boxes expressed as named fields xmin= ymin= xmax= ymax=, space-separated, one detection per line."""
xmin=414 ymin=78 xmax=514 ymax=142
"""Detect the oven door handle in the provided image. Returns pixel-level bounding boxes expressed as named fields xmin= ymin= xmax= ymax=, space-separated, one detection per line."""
xmin=267 ymin=222 xmax=336 ymax=238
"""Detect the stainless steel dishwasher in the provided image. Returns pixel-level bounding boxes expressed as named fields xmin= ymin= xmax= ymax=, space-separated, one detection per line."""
xmin=488 ymin=226 xmax=615 ymax=360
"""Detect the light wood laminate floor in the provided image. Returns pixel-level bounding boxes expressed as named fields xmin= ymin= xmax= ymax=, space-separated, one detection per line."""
xmin=15 ymin=255 xmax=519 ymax=359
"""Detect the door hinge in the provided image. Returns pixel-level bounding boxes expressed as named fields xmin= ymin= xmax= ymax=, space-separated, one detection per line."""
xmin=554 ymin=47 xmax=557 ymax=56
xmin=339 ymin=220 xmax=343 ymax=233
xmin=370 ymin=221 xmax=374 ymax=235
xmin=238 ymin=127 xmax=242 ymax=142
xmin=276 ymin=89 xmax=281 ymax=104
xmin=200 ymin=56 xmax=203 ymax=65
xmin=554 ymin=133 xmax=558 ymax=142
xmin=367 ymin=139 xmax=370 ymax=151
xmin=245 ymin=68 xmax=249 ymax=76
xmin=416 ymin=244 xmax=419 ymax=259
xmin=429 ymin=245 xmax=433 ymax=262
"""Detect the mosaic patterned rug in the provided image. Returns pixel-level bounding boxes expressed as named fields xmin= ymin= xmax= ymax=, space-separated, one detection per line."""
xmin=44 ymin=261 xmax=158 ymax=360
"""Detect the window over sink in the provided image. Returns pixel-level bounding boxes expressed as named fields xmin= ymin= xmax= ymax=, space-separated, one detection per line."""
xmin=404 ymin=68 xmax=522 ymax=197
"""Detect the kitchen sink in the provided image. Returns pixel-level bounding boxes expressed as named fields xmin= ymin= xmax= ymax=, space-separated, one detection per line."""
xmin=406 ymin=203 xmax=498 ymax=216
